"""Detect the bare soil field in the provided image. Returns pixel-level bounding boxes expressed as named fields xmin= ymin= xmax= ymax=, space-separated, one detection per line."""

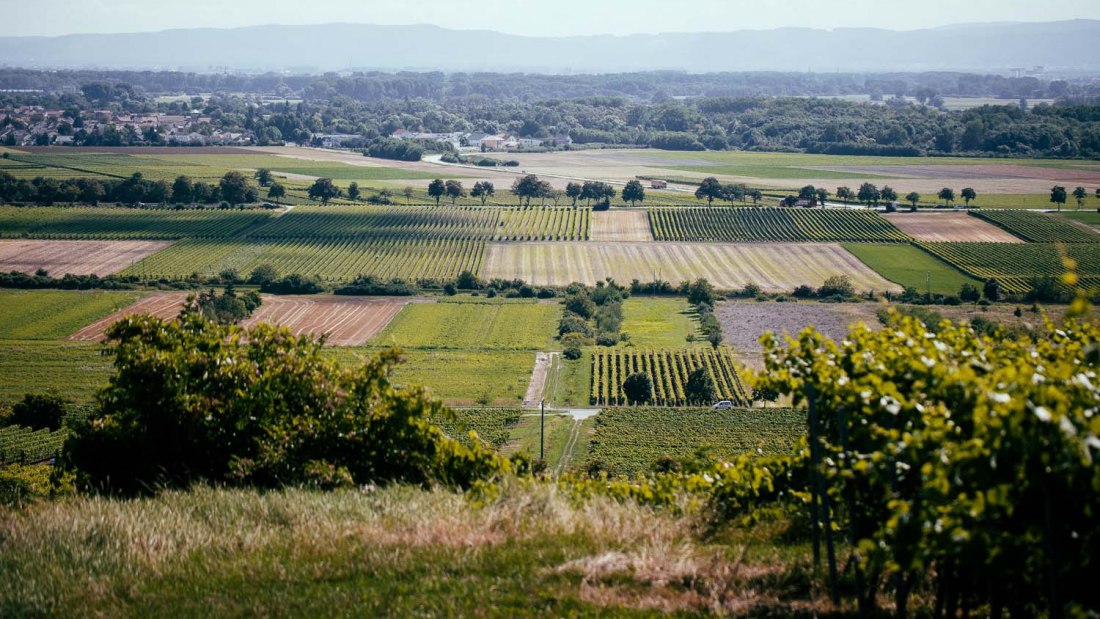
xmin=884 ymin=212 xmax=1024 ymax=243
xmin=69 ymin=292 xmax=188 ymax=340
xmin=717 ymin=301 xmax=880 ymax=369
xmin=0 ymin=240 xmax=172 ymax=277
xmin=717 ymin=300 xmax=1079 ymax=369
xmin=481 ymin=242 xmax=902 ymax=293
xmin=241 ymin=296 xmax=410 ymax=346
xmin=589 ymin=210 xmax=653 ymax=242
xmin=71 ymin=294 xmax=411 ymax=345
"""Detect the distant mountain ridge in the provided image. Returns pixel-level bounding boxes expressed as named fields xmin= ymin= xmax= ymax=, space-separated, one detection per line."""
xmin=1 ymin=20 xmax=1098 ymax=74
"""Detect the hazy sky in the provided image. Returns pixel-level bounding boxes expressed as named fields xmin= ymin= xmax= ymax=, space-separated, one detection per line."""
xmin=3 ymin=0 xmax=1098 ymax=37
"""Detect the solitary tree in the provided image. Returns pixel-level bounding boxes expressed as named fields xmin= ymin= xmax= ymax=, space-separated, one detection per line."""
xmin=580 ymin=181 xmax=615 ymax=207
xmin=961 ymin=187 xmax=977 ymax=208
xmin=684 ymin=368 xmax=716 ymax=405
xmin=347 ymin=181 xmax=361 ymax=201
xmin=402 ymin=186 xmax=415 ymax=205
xmin=905 ymin=191 xmax=921 ymax=210
xmin=857 ymin=182 xmax=880 ymax=207
xmin=470 ymin=181 xmax=494 ymax=206
xmin=815 ymin=187 xmax=829 ymax=207
xmin=1050 ymin=185 xmax=1067 ymax=211
xmin=267 ymin=182 xmax=286 ymax=203
xmin=622 ymin=372 xmax=653 ymax=405
xmin=748 ymin=189 xmax=763 ymax=206
xmin=307 ymin=178 xmax=340 ymax=205
xmin=938 ymin=187 xmax=955 ymax=207
xmin=565 ymin=182 xmax=582 ymax=207
xmin=694 ymin=177 xmax=723 ymax=205
xmin=880 ymin=185 xmax=898 ymax=205
xmin=1095 ymin=187 xmax=1100 ymax=206
xmin=511 ymin=174 xmax=543 ymax=206
xmin=171 ymin=175 xmax=194 ymax=204
xmin=621 ymin=179 xmax=645 ymax=206
xmin=1072 ymin=186 xmax=1088 ymax=210
xmin=219 ymin=171 xmax=252 ymax=205
xmin=799 ymin=185 xmax=817 ymax=203
xmin=983 ymin=278 xmax=1001 ymax=302
xmin=254 ymin=168 xmax=273 ymax=187
xmin=836 ymin=186 xmax=853 ymax=206
xmin=427 ymin=179 xmax=446 ymax=205
xmin=445 ymin=180 xmax=465 ymax=205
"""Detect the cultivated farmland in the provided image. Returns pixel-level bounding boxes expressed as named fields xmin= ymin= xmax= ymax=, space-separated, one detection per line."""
xmin=0 ymin=206 xmax=271 ymax=239
xmin=0 ymin=290 xmax=143 ymax=339
xmin=121 ymin=237 xmax=487 ymax=281
xmin=647 ymin=207 xmax=908 ymax=242
xmin=0 ymin=425 xmax=68 ymax=465
xmin=918 ymin=242 xmax=1100 ymax=294
xmin=481 ymin=241 xmax=903 ymax=292
xmin=883 ymin=212 xmax=1024 ymax=243
xmin=970 ymin=210 xmax=1100 ymax=243
xmin=68 ymin=292 xmax=188 ymax=340
xmin=588 ymin=407 xmax=805 ymax=475
xmin=590 ymin=347 xmax=749 ymax=406
xmin=589 ymin=210 xmax=653 ymax=242
xmin=371 ymin=300 xmax=560 ymax=350
xmin=241 ymin=296 xmax=410 ymax=346
xmin=0 ymin=239 xmax=172 ymax=276
xmin=843 ymin=243 xmax=981 ymax=295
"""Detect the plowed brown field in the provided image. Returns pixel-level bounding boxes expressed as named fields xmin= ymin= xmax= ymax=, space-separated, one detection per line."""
xmin=884 ymin=212 xmax=1024 ymax=243
xmin=589 ymin=210 xmax=654 ymax=242
xmin=0 ymin=240 xmax=172 ymax=276
xmin=241 ymin=296 xmax=410 ymax=346
xmin=71 ymin=293 xmax=411 ymax=345
xmin=69 ymin=292 xmax=188 ymax=340
xmin=481 ymin=241 xmax=901 ymax=293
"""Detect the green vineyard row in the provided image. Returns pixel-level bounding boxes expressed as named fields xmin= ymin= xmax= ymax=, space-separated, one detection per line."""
xmin=589 ymin=347 xmax=750 ymax=407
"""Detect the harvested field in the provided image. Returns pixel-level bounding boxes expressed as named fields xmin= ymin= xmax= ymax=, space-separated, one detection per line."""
xmin=242 ymin=296 xmax=410 ymax=346
xmin=0 ymin=240 xmax=172 ymax=276
xmin=69 ymin=292 xmax=188 ymax=340
xmin=71 ymin=293 xmax=409 ymax=346
xmin=589 ymin=210 xmax=653 ymax=242
xmin=716 ymin=301 xmax=880 ymax=369
xmin=884 ymin=212 xmax=1024 ymax=243
xmin=480 ymin=241 xmax=902 ymax=293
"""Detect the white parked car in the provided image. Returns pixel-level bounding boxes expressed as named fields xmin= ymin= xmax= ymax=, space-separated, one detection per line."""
xmin=712 ymin=400 xmax=733 ymax=410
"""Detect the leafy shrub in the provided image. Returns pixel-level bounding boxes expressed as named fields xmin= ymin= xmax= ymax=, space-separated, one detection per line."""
xmin=260 ymin=274 xmax=325 ymax=295
xmin=63 ymin=312 xmax=508 ymax=495
xmin=8 ymin=393 xmax=66 ymax=431
xmin=563 ymin=347 xmax=582 ymax=361
xmin=817 ymin=275 xmax=854 ymax=298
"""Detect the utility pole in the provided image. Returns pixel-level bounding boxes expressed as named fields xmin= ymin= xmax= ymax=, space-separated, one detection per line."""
xmin=539 ymin=400 xmax=545 ymax=461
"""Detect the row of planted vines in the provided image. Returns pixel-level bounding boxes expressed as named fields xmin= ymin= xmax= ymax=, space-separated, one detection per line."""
xmin=589 ymin=347 xmax=749 ymax=406
xmin=969 ymin=209 xmax=1100 ymax=243
xmin=250 ymin=205 xmax=590 ymax=241
xmin=0 ymin=425 xmax=68 ymax=464
xmin=647 ymin=207 xmax=909 ymax=243
xmin=917 ymin=241 xmax=1100 ymax=294
xmin=0 ymin=206 xmax=272 ymax=239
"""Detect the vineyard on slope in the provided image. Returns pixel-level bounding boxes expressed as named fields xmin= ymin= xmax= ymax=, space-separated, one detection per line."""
xmin=647 ymin=207 xmax=909 ymax=242
xmin=970 ymin=210 xmax=1100 ymax=243
xmin=917 ymin=242 xmax=1100 ymax=294
xmin=589 ymin=347 xmax=750 ymax=406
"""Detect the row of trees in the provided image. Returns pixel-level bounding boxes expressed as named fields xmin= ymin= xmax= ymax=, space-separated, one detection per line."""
xmin=0 ymin=170 xmax=263 ymax=206
xmin=1050 ymin=185 xmax=1100 ymax=210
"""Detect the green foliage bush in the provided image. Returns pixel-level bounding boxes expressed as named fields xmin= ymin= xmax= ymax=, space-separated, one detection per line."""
xmin=63 ymin=311 xmax=508 ymax=495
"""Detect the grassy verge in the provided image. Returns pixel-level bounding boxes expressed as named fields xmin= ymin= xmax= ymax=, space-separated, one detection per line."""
xmin=545 ymin=351 xmax=593 ymax=409
xmin=843 ymin=243 xmax=980 ymax=296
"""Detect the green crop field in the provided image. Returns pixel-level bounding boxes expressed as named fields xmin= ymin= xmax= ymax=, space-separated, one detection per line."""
xmin=918 ymin=242 xmax=1100 ymax=294
xmin=587 ymin=407 xmax=805 ymax=475
xmin=122 ymin=237 xmax=487 ymax=281
xmin=372 ymin=300 xmax=561 ymax=350
xmin=0 ymin=340 xmax=112 ymax=404
xmin=590 ymin=347 xmax=749 ymax=407
xmin=251 ymin=205 xmax=590 ymax=242
xmin=618 ymin=297 xmax=702 ymax=348
xmin=331 ymin=348 xmax=536 ymax=407
xmin=647 ymin=207 xmax=908 ymax=242
xmin=0 ymin=290 xmax=143 ymax=339
xmin=1056 ymin=211 xmax=1100 ymax=227
xmin=431 ymin=408 xmax=521 ymax=449
xmin=970 ymin=210 xmax=1100 ymax=243
xmin=666 ymin=163 xmax=885 ymax=180
xmin=0 ymin=425 xmax=68 ymax=464
xmin=0 ymin=206 xmax=272 ymax=239
xmin=843 ymin=243 xmax=981 ymax=296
